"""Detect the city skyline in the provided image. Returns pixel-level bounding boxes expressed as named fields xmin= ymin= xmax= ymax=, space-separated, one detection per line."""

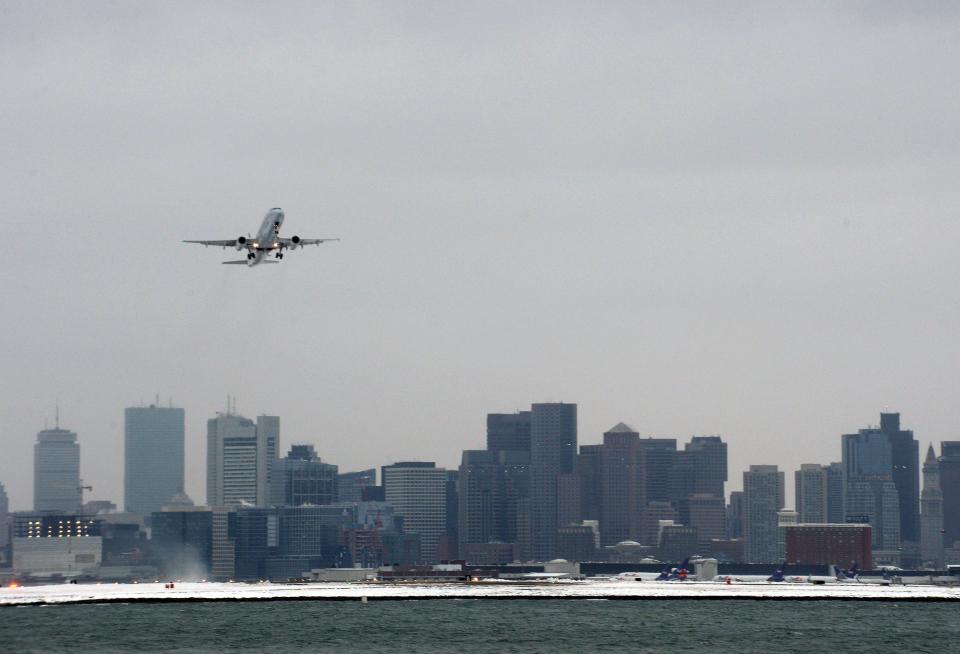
xmin=3 ymin=398 xmax=943 ymax=515
xmin=5 ymin=402 xmax=955 ymax=575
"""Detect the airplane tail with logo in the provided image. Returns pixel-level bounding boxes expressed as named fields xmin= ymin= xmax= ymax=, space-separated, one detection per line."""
xmin=668 ymin=558 xmax=691 ymax=580
xmin=767 ymin=561 xmax=787 ymax=582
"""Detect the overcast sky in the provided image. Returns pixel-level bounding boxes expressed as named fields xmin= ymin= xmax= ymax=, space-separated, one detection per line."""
xmin=2 ymin=2 xmax=959 ymax=510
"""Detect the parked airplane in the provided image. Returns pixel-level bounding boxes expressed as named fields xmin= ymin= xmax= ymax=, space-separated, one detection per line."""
xmin=714 ymin=562 xmax=805 ymax=584
xmin=834 ymin=561 xmax=860 ymax=582
xmin=656 ymin=558 xmax=691 ymax=581
xmin=184 ymin=208 xmax=338 ymax=266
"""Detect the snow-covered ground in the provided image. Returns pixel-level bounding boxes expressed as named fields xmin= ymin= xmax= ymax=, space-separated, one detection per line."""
xmin=3 ymin=580 xmax=960 ymax=606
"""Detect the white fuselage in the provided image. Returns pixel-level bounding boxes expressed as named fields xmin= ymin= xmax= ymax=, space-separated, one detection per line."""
xmin=245 ymin=209 xmax=285 ymax=266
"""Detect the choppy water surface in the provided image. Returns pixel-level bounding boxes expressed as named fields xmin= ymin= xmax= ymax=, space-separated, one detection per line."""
xmin=1 ymin=599 xmax=957 ymax=653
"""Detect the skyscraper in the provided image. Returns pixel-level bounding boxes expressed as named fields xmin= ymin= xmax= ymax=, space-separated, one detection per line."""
xmin=598 ymin=423 xmax=645 ymax=547
xmin=682 ymin=436 xmax=728 ymax=497
xmin=670 ymin=436 xmax=726 ymax=527
xmin=637 ymin=438 xmax=677 ymax=505
xmin=34 ymin=424 xmax=81 ymax=513
xmin=0 ymin=482 xmax=8 ymax=550
xmin=842 ymin=421 xmax=902 ymax=561
xmin=842 ymin=413 xmax=919 ymax=545
xmin=486 ymin=412 xmax=531 ymax=455
xmin=124 ymin=404 xmax=185 ymax=517
xmin=337 ymin=469 xmax=377 ymax=503
xmin=726 ymin=490 xmax=744 ymax=539
xmin=382 ymin=462 xmax=448 ymax=563
xmin=577 ymin=444 xmax=602 ymax=521
xmin=795 ymin=464 xmax=828 ymax=524
xmin=845 ymin=476 xmax=900 ymax=552
xmin=529 ymin=402 xmax=577 ymax=561
xmin=206 ymin=413 xmax=279 ymax=507
xmin=920 ymin=444 xmax=944 ymax=568
xmin=688 ymin=493 xmax=726 ymax=545
xmin=458 ymin=450 xmax=502 ymax=546
xmin=879 ymin=413 xmax=919 ymax=544
xmin=743 ymin=465 xmax=785 ymax=563
xmin=938 ymin=441 xmax=960 ymax=549
xmin=825 ymin=462 xmax=845 ymax=524
xmin=270 ymin=445 xmax=338 ymax=507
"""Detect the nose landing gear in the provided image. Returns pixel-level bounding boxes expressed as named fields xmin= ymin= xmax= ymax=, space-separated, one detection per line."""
xmin=275 ymin=252 xmax=283 ymax=259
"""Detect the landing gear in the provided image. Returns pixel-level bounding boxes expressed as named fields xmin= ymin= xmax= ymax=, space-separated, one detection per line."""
xmin=247 ymin=252 xmax=255 ymax=260
xmin=275 ymin=252 xmax=283 ymax=259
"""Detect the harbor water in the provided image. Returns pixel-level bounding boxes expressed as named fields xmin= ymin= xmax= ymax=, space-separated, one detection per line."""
xmin=1 ymin=598 xmax=958 ymax=652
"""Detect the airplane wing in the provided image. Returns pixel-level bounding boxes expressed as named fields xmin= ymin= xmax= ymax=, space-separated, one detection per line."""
xmin=183 ymin=239 xmax=238 ymax=248
xmin=279 ymin=237 xmax=339 ymax=247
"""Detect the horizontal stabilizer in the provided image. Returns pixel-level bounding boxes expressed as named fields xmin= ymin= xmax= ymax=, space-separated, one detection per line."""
xmin=221 ymin=259 xmax=280 ymax=265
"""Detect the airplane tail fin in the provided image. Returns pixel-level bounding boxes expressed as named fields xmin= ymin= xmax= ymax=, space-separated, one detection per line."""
xmin=767 ymin=562 xmax=787 ymax=582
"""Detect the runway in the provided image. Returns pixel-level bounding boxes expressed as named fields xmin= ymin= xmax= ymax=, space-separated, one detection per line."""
xmin=3 ymin=579 xmax=960 ymax=606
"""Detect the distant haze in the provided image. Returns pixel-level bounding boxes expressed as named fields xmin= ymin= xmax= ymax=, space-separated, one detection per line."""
xmin=1 ymin=2 xmax=958 ymax=510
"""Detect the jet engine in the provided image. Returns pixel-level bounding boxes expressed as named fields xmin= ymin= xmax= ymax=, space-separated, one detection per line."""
xmin=235 ymin=236 xmax=247 ymax=251
xmin=289 ymin=235 xmax=301 ymax=250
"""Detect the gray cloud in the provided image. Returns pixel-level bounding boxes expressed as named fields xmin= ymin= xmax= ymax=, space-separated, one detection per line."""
xmin=1 ymin=1 xmax=958 ymax=509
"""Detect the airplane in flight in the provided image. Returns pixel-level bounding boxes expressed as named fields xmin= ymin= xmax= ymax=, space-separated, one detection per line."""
xmin=184 ymin=208 xmax=338 ymax=266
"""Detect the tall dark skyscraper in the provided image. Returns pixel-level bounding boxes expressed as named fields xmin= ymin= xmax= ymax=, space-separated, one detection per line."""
xmin=682 ymin=436 xmax=728 ymax=497
xmin=486 ymin=412 xmax=531 ymax=455
xmin=880 ymin=413 xmax=919 ymax=543
xmin=458 ymin=450 xmax=500 ymax=546
xmin=637 ymin=438 xmax=677 ymax=504
xmin=598 ymin=423 xmax=645 ymax=547
xmin=939 ymin=441 xmax=960 ymax=549
xmin=124 ymin=404 xmax=185 ymax=517
xmin=0 ymin=482 xmax=8 ymax=550
xmin=577 ymin=444 xmax=602 ymax=521
xmin=529 ymin=402 xmax=577 ymax=561
xmin=671 ymin=436 xmax=726 ymax=527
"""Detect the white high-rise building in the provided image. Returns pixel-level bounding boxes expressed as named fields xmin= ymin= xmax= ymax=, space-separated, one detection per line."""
xmin=206 ymin=413 xmax=279 ymax=507
xmin=34 ymin=426 xmax=81 ymax=513
xmin=382 ymin=462 xmax=448 ymax=564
